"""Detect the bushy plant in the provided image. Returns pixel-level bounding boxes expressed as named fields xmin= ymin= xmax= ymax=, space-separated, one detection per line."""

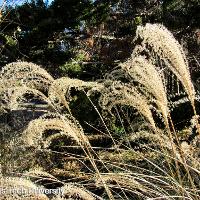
xmin=0 ymin=23 xmax=200 ymax=200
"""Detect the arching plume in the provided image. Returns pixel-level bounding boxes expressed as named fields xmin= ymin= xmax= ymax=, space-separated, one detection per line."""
xmin=0 ymin=61 xmax=54 ymax=91
xmin=120 ymin=56 xmax=169 ymax=127
xmin=99 ymin=81 xmax=156 ymax=131
xmin=134 ymin=23 xmax=196 ymax=112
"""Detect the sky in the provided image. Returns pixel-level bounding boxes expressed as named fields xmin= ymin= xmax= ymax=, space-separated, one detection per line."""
xmin=0 ymin=0 xmax=54 ymax=7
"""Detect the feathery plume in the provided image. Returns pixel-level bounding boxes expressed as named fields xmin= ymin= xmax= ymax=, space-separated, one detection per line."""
xmin=22 ymin=113 xmax=88 ymax=149
xmin=99 ymin=81 xmax=156 ymax=131
xmin=121 ymin=56 xmax=169 ymax=126
xmin=0 ymin=86 xmax=51 ymax=110
xmin=48 ymin=77 xmax=103 ymax=111
xmin=134 ymin=23 xmax=196 ymax=111
xmin=53 ymin=184 xmax=98 ymax=200
xmin=0 ymin=176 xmax=49 ymax=200
xmin=0 ymin=61 xmax=54 ymax=91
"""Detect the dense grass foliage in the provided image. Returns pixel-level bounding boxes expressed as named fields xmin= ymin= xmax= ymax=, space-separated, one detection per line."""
xmin=0 ymin=24 xmax=200 ymax=200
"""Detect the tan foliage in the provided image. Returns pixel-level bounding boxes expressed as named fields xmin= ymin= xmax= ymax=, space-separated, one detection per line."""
xmin=52 ymin=184 xmax=97 ymax=200
xmin=48 ymin=77 xmax=103 ymax=111
xmin=99 ymin=81 xmax=156 ymax=131
xmin=0 ymin=62 xmax=54 ymax=91
xmin=120 ymin=56 xmax=169 ymax=126
xmin=0 ymin=23 xmax=200 ymax=200
xmin=0 ymin=86 xmax=51 ymax=111
xmin=22 ymin=113 xmax=88 ymax=149
xmin=0 ymin=176 xmax=49 ymax=200
xmin=134 ymin=23 xmax=196 ymax=110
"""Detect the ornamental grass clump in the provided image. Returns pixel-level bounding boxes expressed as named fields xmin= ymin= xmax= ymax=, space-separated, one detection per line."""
xmin=0 ymin=61 xmax=54 ymax=91
xmin=48 ymin=77 xmax=103 ymax=112
xmin=99 ymin=81 xmax=157 ymax=131
xmin=0 ymin=86 xmax=51 ymax=111
xmin=120 ymin=56 xmax=169 ymax=127
xmin=0 ymin=176 xmax=49 ymax=200
xmin=52 ymin=184 xmax=98 ymax=200
xmin=134 ymin=23 xmax=196 ymax=114
xmin=0 ymin=23 xmax=200 ymax=200
xmin=22 ymin=113 xmax=88 ymax=149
